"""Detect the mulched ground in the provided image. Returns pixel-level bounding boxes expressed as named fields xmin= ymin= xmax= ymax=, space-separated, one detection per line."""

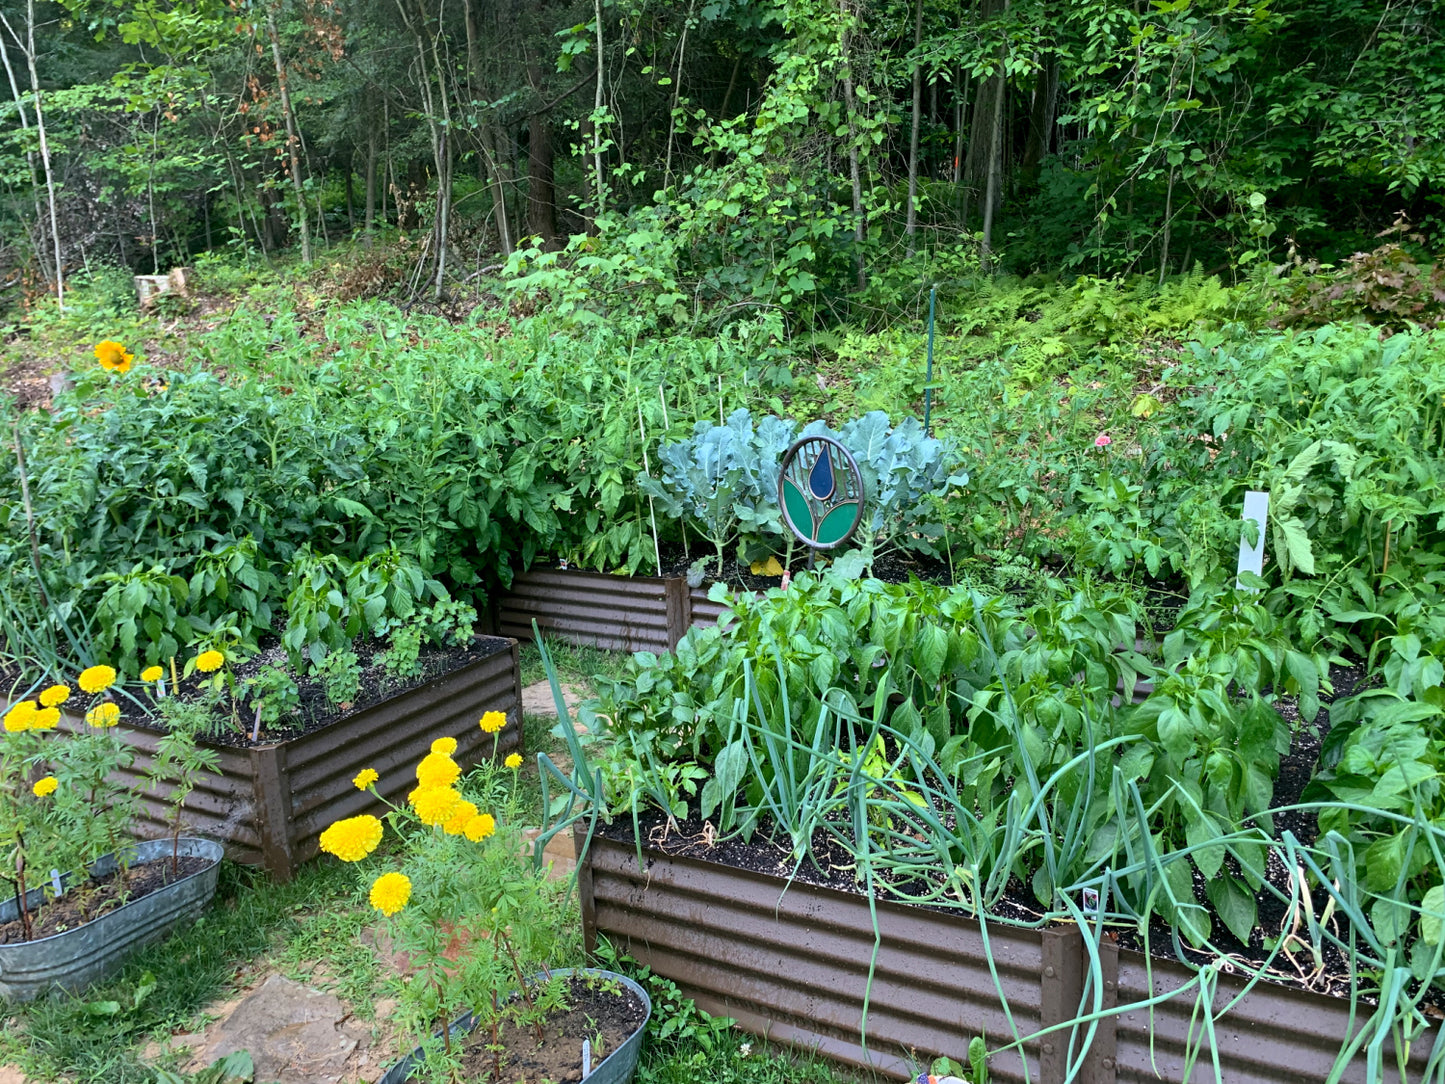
xmin=453 ymin=973 xmax=647 ymax=1084
xmin=0 ymin=855 xmax=212 ymax=944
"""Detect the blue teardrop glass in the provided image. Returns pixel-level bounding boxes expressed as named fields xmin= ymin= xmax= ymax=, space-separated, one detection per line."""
xmin=808 ymin=447 xmax=835 ymax=500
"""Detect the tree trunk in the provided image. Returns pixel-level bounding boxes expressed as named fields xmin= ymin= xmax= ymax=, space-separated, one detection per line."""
xmin=2 ymin=1 xmax=64 ymax=306
xmin=591 ymin=0 xmax=606 ymax=216
xmin=904 ymin=0 xmax=924 ymax=256
xmin=980 ymin=47 xmax=1006 ymax=271
xmin=0 ymin=19 xmax=48 ymax=286
xmin=1020 ymin=51 xmax=1058 ymax=182
xmin=838 ymin=0 xmax=866 ymax=291
xmin=480 ymin=121 xmax=513 ymax=256
xmin=344 ymin=159 xmax=355 ymax=230
xmin=526 ymin=63 xmax=559 ymax=246
xmin=364 ymin=128 xmax=377 ymax=245
xmin=266 ymin=11 xmax=311 ymax=262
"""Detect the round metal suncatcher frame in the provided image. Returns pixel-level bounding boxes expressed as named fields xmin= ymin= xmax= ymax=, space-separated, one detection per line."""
xmin=777 ymin=435 xmax=865 ymax=564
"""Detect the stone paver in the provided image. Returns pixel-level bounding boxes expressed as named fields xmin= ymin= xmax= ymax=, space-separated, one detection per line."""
xmin=0 ymin=1066 xmax=28 ymax=1084
xmin=190 ymin=974 xmax=370 ymax=1084
xmin=520 ymin=680 xmax=586 ymax=721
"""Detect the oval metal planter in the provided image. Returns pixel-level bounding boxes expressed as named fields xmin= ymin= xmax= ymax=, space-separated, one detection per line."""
xmin=378 ymin=966 xmax=652 ymax=1084
xmin=0 ymin=836 xmax=224 ymax=1002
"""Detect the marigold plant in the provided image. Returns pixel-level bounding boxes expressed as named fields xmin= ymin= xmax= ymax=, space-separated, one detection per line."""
xmin=315 ymin=716 xmax=562 ymax=1076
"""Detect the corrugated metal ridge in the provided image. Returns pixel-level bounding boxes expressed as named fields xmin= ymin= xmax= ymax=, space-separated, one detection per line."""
xmin=512 ymin=568 xmax=675 ymax=591
xmin=588 ymin=836 xmax=1045 ymax=1082
xmin=1113 ymin=949 xmax=1436 ymax=1084
xmin=283 ymin=649 xmax=516 ymax=787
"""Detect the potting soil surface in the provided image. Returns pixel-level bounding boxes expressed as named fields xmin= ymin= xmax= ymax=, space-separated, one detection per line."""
xmin=0 ymin=855 xmax=212 ymax=944
xmin=453 ymin=973 xmax=647 ymax=1084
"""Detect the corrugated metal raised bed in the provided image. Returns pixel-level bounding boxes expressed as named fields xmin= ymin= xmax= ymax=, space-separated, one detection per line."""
xmin=580 ymin=832 xmax=1438 ymax=1084
xmin=55 ymin=636 xmax=523 ymax=881
xmin=498 ymin=567 xmax=750 ymax=651
xmin=498 ymin=568 xmax=692 ymax=652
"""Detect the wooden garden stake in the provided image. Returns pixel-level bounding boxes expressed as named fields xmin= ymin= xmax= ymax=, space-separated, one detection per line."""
xmin=637 ymin=399 xmax=662 ymax=573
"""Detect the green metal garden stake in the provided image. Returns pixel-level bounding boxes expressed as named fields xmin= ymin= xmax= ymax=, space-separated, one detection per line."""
xmin=924 ymin=285 xmax=936 ymax=436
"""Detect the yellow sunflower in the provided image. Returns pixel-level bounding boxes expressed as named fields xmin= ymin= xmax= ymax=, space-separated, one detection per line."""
xmin=479 ymin=711 xmax=507 ymax=734
xmin=85 ymin=703 xmax=121 ymax=728
xmin=415 ymin=751 xmax=460 ymax=789
xmin=430 ymin=736 xmax=458 ymax=756
xmin=32 ymin=776 xmax=58 ymax=798
xmin=318 ymin=814 xmax=384 ymax=862
xmin=353 ymin=768 xmax=379 ymax=791
xmin=39 ymin=684 xmax=70 ymax=707
xmin=369 ymin=872 xmax=411 ymax=916
xmin=94 ymin=340 xmax=134 ymax=373
xmin=3 ymin=701 xmax=37 ymax=733
xmin=78 ymin=665 xmax=117 ymax=694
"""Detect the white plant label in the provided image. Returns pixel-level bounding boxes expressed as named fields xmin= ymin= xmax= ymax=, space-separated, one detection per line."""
xmin=1237 ymin=490 xmax=1270 ymax=589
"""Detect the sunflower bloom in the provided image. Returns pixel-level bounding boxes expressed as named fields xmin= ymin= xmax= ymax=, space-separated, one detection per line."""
xmin=32 ymin=776 xmax=57 ymax=798
xmin=442 ymin=798 xmax=479 ymax=836
xmin=195 ymin=650 xmax=225 ymax=673
xmin=411 ymin=786 xmax=461 ymax=827
xmin=140 ymin=666 xmax=164 ymax=683
xmin=78 ymin=665 xmax=118 ymax=694
xmin=415 ymin=751 xmax=460 ymax=789
xmin=39 ymin=684 xmax=70 ymax=708
xmin=463 ymin=813 xmax=497 ymax=842
xmin=430 ymin=736 xmax=458 ymax=756
xmin=30 ymin=707 xmax=60 ymax=731
xmin=479 ymin=711 xmax=506 ymax=734
xmin=353 ymin=768 xmax=379 ymax=791
xmin=505 ymin=753 xmax=523 ymax=770
xmin=318 ymin=814 xmax=384 ymax=862
xmin=369 ymin=872 xmax=411 ymax=916
xmin=94 ymin=340 xmax=134 ymax=373
xmin=85 ymin=703 xmax=121 ymax=728
xmin=3 ymin=701 xmax=37 ymax=733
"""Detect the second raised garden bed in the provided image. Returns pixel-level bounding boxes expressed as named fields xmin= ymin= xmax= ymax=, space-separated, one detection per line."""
xmin=579 ymin=831 xmax=1438 ymax=1084
xmin=55 ymin=636 xmax=523 ymax=881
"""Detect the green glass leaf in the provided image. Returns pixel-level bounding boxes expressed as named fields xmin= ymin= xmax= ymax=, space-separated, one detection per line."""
xmin=782 ymin=478 xmax=815 ymax=542
xmin=816 ymin=501 xmax=859 ymax=546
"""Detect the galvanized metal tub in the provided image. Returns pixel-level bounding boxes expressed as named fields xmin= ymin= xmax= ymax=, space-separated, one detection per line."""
xmin=0 ymin=836 xmax=224 ymax=1002
xmin=377 ymin=966 xmax=651 ymax=1084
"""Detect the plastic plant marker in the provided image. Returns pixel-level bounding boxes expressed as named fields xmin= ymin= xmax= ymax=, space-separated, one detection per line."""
xmin=1237 ymin=490 xmax=1269 ymax=590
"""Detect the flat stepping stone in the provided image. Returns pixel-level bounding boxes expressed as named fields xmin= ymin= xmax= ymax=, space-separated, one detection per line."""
xmin=187 ymin=974 xmax=370 ymax=1084
xmin=521 ymin=681 xmax=587 ymax=731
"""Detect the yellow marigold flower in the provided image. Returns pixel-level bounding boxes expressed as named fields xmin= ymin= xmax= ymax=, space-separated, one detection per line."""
xmin=479 ymin=710 xmax=506 ymax=734
xmin=78 ymin=665 xmax=117 ymax=694
xmin=430 ymin=736 xmax=458 ymax=756
xmin=94 ymin=340 xmax=135 ymax=373
xmin=30 ymin=707 xmax=60 ymax=731
xmin=318 ymin=814 xmax=384 ymax=862
xmin=3 ymin=701 xmax=37 ymax=733
xmin=39 ymin=684 xmax=70 ymax=707
xmin=505 ymin=753 xmax=523 ymax=770
xmin=442 ymin=799 xmax=479 ymax=836
xmin=415 ymin=751 xmax=460 ymax=789
xmin=195 ymin=650 xmax=225 ymax=673
xmin=411 ymin=786 xmax=461 ymax=827
xmin=369 ymin=871 xmax=411 ymax=916
xmin=353 ymin=768 xmax=379 ymax=791
xmin=85 ymin=703 xmax=121 ymax=728
xmin=32 ymin=776 xmax=57 ymax=798
xmin=463 ymin=813 xmax=497 ymax=842
xmin=140 ymin=666 xmax=164 ymax=683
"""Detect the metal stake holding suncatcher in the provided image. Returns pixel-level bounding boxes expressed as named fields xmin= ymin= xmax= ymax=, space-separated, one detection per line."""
xmin=924 ymin=284 xmax=937 ymax=437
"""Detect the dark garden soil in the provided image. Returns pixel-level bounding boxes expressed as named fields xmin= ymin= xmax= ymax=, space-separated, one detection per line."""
xmin=596 ymin=659 xmax=1433 ymax=1009
xmin=0 ymin=855 xmax=212 ymax=944
xmin=154 ymin=634 xmax=512 ymax=748
xmin=452 ymin=973 xmax=647 ymax=1084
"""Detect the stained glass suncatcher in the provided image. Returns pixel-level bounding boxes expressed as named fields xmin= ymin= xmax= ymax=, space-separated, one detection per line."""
xmin=778 ymin=436 xmax=865 ymax=552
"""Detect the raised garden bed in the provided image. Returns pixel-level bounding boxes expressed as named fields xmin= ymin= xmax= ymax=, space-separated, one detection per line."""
xmin=578 ymin=831 xmax=1439 ymax=1084
xmin=497 ymin=567 xmax=707 ymax=652
xmin=54 ymin=636 xmax=523 ymax=880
